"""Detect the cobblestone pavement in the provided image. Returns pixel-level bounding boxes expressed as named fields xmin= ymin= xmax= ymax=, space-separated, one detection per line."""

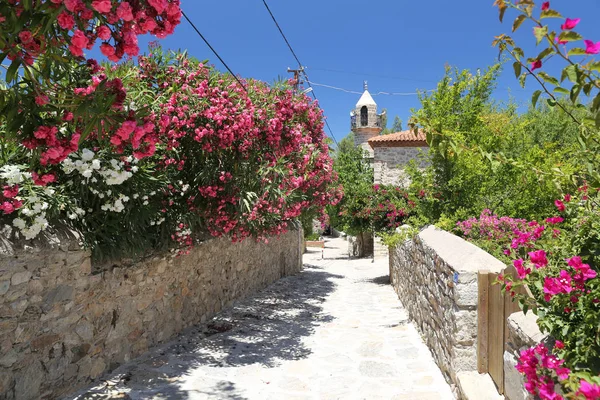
xmin=69 ymin=237 xmax=455 ymax=400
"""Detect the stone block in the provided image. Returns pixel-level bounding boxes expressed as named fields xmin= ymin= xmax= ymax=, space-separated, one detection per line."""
xmin=504 ymin=351 xmax=531 ymax=400
xmin=11 ymin=271 xmax=32 ymax=286
xmin=0 ymin=280 xmax=10 ymax=296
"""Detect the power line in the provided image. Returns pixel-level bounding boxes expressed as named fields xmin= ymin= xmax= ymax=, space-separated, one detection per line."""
xmin=308 ymin=66 xmax=439 ymax=84
xmin=181 ymin=10 xmax=247 ymax=92
xmin=261 ymin=0 xmax=339 ymax=146
xmin=262 ymin=0 xmax=302 ymax=67
xmin=307 ymin=81 xmax=433 ymax=96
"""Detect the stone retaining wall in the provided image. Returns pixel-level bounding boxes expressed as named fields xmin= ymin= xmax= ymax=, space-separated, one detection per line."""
xmin=504 ymin=312 xmax=546 ymax=400
xmin=0 ymin=229 xmax=302 ymax=400
xmin=389 ymin=226 xmax=505 ymax=385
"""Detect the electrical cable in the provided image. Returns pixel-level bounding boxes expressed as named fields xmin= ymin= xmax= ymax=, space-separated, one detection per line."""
xmin=181 ymin=10 xmax=247 ymax=92
xmin=261 ymin=0 xmax=339 ymax=146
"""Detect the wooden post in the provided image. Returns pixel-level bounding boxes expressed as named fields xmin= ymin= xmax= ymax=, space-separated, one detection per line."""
xmin=488 ymin=272 xmax=505 ymax=394
xmin=477 ymin=270 xmax=490 ymax=374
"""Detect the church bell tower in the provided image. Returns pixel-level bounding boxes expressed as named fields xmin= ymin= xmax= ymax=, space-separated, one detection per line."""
xmin=350 ymin=81 xmax=383 ymax=158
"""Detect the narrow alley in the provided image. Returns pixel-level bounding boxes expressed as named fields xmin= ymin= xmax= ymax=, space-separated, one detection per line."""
xmin=70 ymin=238 xmax=455 ymax=400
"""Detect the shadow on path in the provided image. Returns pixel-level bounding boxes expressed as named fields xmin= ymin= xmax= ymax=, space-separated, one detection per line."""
xmin=71 ymin=265 xmax=342 ymax=400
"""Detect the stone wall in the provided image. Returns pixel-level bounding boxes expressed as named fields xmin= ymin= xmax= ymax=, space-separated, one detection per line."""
xmin=0 ymin=229 xmax=303 ymax=400
xmin=389 ymin=226 xmax=505 ymax=385
xmin=504 ymin=312 xmax=546 ymax=400
xmin=373 ymin=146 xmax=429 ymax=186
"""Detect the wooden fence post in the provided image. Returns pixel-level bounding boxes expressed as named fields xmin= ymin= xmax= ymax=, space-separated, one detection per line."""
xmin=477 ymin=270 xmax=489 ymax=374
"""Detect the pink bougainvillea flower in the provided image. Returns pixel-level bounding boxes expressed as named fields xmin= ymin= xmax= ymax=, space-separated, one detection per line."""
xmin=555 ymin=36 xmax=568 ymax=45
xmin=561 ymin=18 xmax=580 ymax=31
xmin=555 ymin=199 xmax=565 ymax=212
xmin=529 ymin=250 xmax=548 ymax=268
xmin=543 ymin=270 xmax=573 ymax=301
xmin=531 ymin=60 xmax=543 ymax=71
xmin=514 ymin=258 xmax=531 ymax=279
xmin=584 ymin=40 xmax=600 ymax=55
xmin=546 ymin=216 xmax=564 ymax=225
xmin=541 ymin=2 xmax=550 ymax=11
xmin=554 ymin=340 xmax=564 ymax=350
xmin=578 ymin=380 xmax=600 ymax=399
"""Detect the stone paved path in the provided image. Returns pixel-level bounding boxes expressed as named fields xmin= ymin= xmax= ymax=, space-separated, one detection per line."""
xmin=69 ymin=237 xmax=455 ymax=400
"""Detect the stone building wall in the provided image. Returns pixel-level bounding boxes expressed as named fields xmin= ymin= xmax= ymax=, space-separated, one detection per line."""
xmin=0 ymin=229 xmax=302 ymax=400
xmin=373 ymin=146 xmax=429 ymax=186
xmin=354 ymin=127 xmax=381 ymax=159
xmin=389 ymin=226 xmax=505 ymax=385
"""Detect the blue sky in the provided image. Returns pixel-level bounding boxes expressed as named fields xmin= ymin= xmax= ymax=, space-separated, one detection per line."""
xmin=129 ymin=0 xmax=600 ymax=144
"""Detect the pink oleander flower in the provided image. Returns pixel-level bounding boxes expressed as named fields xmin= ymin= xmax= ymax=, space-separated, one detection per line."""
xmin=555 ymin=199 xmax=565 ymax=212
xmin=35 ymin=94 xmax=49 ymax=106
xmin=91 ymin=0 xmax=112 ymax=14
xmin=57 ymin=11 xmax=75 ymax=30
xmin=541 ymin=2 xmax=550 ymax=11
xmin=532 ymin=59 xmax=543 ymax=71
xmin=529 ymin=250 xmax=548 ymax=268
xmin=584 ymin=40 xmax=600 ymax=55
xmin=561 ymin=18 xmax=580 ymax=31
xmin=96 ymin=25 xmax=112 ymax=41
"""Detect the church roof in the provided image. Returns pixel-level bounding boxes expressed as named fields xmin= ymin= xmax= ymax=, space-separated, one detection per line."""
xmin=368 ymin=130 xmax=428 ymax=148
xmin=356 ymin=89 xmax=376 ymax=107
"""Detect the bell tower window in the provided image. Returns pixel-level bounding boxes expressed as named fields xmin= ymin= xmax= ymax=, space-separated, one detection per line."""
xmin=360 ymin=106 xmax=368 ymax=126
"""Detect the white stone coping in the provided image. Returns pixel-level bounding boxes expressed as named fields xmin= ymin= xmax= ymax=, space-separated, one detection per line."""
xmin=418 ymin=226 xmax=505 ymax=274
xmin=457 ymin=371 xmax=504 ymax=400
xmin=507 ymin=311 xmax=546 ymax=346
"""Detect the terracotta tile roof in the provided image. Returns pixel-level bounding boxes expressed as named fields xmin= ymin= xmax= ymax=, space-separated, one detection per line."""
xmin=368 ymin=130 xmax=428 ymax=148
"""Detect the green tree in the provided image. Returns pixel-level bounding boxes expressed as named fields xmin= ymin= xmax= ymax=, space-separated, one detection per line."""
xmin=391 ymin=116 xmax=403 ymax=132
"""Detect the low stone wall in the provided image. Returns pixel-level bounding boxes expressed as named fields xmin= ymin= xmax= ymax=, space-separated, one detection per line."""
xmin=0 ymin=229 xmax=302 ymax=400
xmin=504 ymin=312 xmax=546 ymax=400
xmin=389 ymin=226 xmax=505 ymax=385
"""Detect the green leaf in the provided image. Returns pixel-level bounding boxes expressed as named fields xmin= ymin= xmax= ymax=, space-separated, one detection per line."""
xmin=553 ymin=87 xmax=569 ymax=95
xmin=519 ymin=73 xmax=527 ymax=88
xmin=562 ymin=65 xmax=579 ymax=83
xmin=533 ymin=26 xmax=548 ymax=45
xmin=532 ymin=90 xmax=542 ymax=107
xmin=538 ymin=71 xmax=560 ymax=86
xmin=588 ymin=62 xmax=600 ymax=73
xmin=596 ymin=111 xmax=600 ymax=129
xmin=513 ymin=15 xmax=527 ymax=32
xmin=547 ymin=98 xmax=557 ymax=107
xmin=558 ymin=31 xmax=583 ymax=42
xmin=536 ymin=47 xmax=554 ymax=60
xmin=592 ymin=93 xmax=600 ymax=113
xmin=540 ymin=9 xmax=563 ymax=19
xmin=513 ymin=62 xmax=522 ymax=79
xmin=570 ymin=84 xmax=582 ymax=103
xmin=568 ymin=48 xmax=587 ymax=56
xmin=513 ymin=47 xmax=525 ymax=61
xmin=5 ymin=60 xmax=20 ymax=83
